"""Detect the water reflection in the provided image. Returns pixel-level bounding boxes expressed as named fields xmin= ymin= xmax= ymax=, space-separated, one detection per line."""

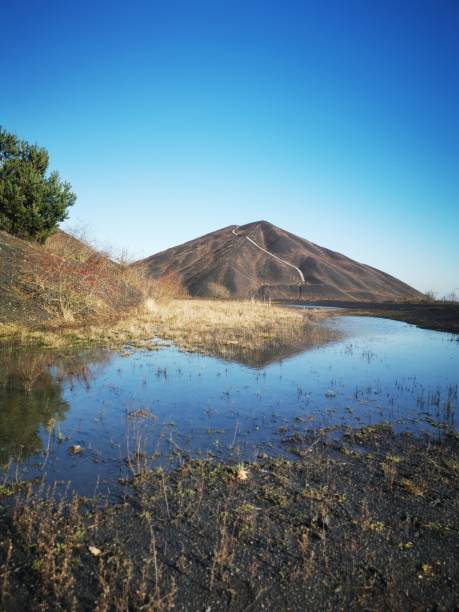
xmin=0 ymin=347 xmax=111 ymax=462
xmin=183 ymin=317 xmax=340 ymax=367
xmin=0 ymin=317 xmax=457 ymax=495
xmin=0 ymin=386 xmax=69 ymax=464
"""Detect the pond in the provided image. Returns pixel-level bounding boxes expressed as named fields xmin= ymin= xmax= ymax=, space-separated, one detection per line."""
xmin=0 ymin=316 xmax=457 ymax=495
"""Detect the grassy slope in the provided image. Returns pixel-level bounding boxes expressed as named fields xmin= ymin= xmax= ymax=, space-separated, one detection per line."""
xmin=0 ymin=229 xmax=147 ymax=329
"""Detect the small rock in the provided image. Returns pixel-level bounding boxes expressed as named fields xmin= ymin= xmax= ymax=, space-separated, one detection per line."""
xmin=69 ymin=444 xmax=83 ymax=455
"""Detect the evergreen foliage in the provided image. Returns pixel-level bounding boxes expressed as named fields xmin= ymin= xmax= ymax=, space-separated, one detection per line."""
xmin=0 ymin=127 xmax=76 ymax=242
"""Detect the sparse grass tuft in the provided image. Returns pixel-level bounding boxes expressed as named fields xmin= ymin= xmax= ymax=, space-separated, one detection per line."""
xmin=400 ymin=477 xmax=424 ymax=497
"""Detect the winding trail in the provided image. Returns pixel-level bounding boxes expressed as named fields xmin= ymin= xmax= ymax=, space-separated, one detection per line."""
xmin=232 ymin=226 xmax=305 ymax=284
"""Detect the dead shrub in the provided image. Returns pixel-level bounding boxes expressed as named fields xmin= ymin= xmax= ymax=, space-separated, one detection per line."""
xmin=16 ymin=230 xmax=155 ymax=321
xmin=154 ymin=272 xmax=188 ymax=304
xmin=206 ymin=282 xmax=230 ymax=299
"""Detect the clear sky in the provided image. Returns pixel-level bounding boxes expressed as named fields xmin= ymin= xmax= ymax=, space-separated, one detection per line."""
xmin=1 ymin=0 xmax=458 ymax=295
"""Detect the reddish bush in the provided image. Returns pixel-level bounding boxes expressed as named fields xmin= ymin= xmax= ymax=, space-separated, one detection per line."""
xmin=18 ymin=238 xmax=153 ymax=321
xmin=154 ymin=272 xmax=188 ymax=303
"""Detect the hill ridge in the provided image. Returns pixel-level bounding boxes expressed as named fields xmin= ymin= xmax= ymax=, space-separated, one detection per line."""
xmin=137 ymin=220 xmax=423 ymax=301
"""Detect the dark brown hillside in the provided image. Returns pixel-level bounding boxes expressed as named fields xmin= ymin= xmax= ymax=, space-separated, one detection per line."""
xmin=0 ymin=230 xmax=51 ymax=324
xmin=137 ymin=220 xmax=424 ymax=301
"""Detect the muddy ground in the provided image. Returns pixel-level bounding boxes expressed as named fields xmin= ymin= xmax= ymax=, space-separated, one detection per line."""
xmin=280 ymin=300 xmax=459 ymax=335
xmin=0 ymin=426 xmax=458 ymax=611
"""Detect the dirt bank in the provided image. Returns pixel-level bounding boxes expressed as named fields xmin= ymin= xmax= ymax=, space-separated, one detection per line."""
xmin=1 ymin=427 xmax=457 ymax=610
xmin=279 ymin=300 xmax=459 ymax=335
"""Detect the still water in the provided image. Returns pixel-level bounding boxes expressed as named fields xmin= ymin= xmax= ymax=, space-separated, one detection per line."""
xmin=0 ymin=316 xmax=457 ymax=495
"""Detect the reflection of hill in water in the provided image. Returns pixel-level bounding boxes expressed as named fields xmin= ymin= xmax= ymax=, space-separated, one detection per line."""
xmin=0 ymin=327 xmax=339 ymax=461
xmin=0 ymin=347 xmax=112 ymax=463
xmin=199 ymin=325 xmax=341 ymax=368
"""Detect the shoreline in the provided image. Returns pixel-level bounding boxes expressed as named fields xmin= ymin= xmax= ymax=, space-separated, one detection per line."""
xmin=1 ymin=297 xmax=458 ymax=352
xmin=277 ymin=300 xmax=459 ymax=335
xmin=1 ymin=426 xmax=457 ymax=610
xmin=0 ymin=299 xmax=336 ymax=356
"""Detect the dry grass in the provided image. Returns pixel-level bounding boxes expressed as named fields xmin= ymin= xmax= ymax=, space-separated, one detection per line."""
xmin=2 ymin=228 xmax=338 ymax=358
xmin=18 ymin=230 xmax=155 ymax=322
xmin=2 ymin=228 xmax=184 ymax=325
xmin=138 ymin=299 xmax=336 ymax=358
xmin=2 ymin=484 xmax=177 ymax=611
xmin=0 ymin=299 xmax=337 ymax=363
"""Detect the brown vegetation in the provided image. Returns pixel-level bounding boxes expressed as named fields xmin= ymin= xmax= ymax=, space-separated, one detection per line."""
xmin=4 ymin=226 xmax=453 ymax=347
xmin=0 ymin=228 xmax=187 ymax=327
xmin=153 ymin=271 xmax=189 ymax=304
xmin=19 ymin=230 xmax=154 ymax=321
xmin=0 ymin=299 xmax=337 ymax=367
xmin=138 ymin=299 xmax=337 ymax=364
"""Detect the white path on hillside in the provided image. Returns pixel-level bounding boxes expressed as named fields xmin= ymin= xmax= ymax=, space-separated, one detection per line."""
xmin=232 ymin=227 xmax=305 ymax=284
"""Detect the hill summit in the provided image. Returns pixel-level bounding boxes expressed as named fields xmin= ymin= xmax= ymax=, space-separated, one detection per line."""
xmin=137 ymin=220 xmax=423 ymax=301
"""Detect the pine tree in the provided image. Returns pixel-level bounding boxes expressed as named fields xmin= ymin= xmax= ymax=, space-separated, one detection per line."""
xmin=0 ymin=127 xmax=76 ymax=242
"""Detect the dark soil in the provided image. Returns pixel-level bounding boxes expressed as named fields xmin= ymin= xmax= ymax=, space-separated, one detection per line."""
xmin=280 ymin=300 xmax=459 ymax=335
xmin=1 ymin=427 xmax=458 ymax=611
xmin=351 ymin=303 xmax=459 ymax=334
xmin=138 ymin=220 xmax=422 ymax=301
xmin=0 ymin=230 xmax=51 ymax=325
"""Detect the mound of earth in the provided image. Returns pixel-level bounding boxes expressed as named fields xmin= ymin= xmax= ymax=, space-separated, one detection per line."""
xmin=0 ymin=230 xmax=53 ymax=324
xmin=137 ymin=220 xmax=423 ymax=301
xmin=0 ymin=230 xmax=122 ymax=325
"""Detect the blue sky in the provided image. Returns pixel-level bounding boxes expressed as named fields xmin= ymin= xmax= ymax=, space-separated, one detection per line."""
xmin=1 ymin=0 xmax=458 ymax=295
